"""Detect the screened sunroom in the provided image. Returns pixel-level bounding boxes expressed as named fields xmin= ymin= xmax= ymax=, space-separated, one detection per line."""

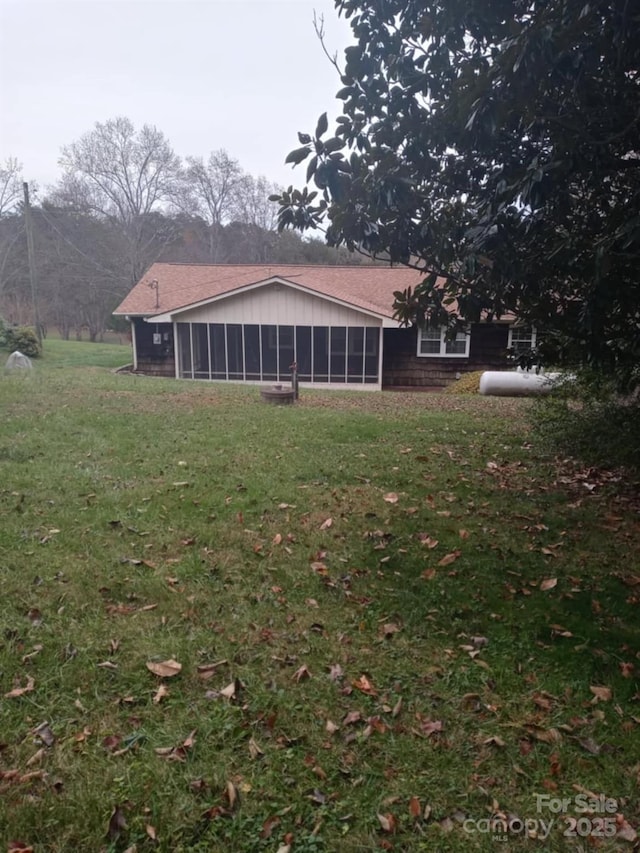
xmin=175 ymin=322 xmax=381 ymax=385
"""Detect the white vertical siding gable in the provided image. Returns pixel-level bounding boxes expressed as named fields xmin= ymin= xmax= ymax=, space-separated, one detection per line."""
xmin=174 ymin=282 xmax=381 ymax=327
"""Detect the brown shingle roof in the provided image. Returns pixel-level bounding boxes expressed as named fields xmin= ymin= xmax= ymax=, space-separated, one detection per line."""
xmin=113 ymin=262 xmax=426 ymax=320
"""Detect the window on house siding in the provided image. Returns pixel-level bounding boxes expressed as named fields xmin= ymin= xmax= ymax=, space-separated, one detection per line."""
xmin=508 ymin=326 xmax=537 ymax=355
xmin=417 ymin=324 xmax=469 ymax=358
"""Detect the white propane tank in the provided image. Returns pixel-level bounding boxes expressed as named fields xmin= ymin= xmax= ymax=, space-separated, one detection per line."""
xmin=479 ymin=370 xmax=564 ymax=397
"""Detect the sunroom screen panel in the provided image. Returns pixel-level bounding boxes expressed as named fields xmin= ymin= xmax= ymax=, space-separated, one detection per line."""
xmin=261 ymin=325 xmax=277 ymax=381
xmin=244 ymin=325 xmax=260 ymax=380
xmin=227 ymin=324 xmax=243 ymax=380
xmin=347 ymin=327 xmax=364 ymax=383
xmin=296 ymin=326 xmax=312 ymax=381
xmin=192 ymin=323 xmax=210 ymax=379
xmin=330 ymin=327 xmax=347 ymax=382
xmin=278 ymin=326 xmax=295 ymax=382
xmin=313 ymin=327 xmax=329 ymax=382
xmin=209 ymin=324 xmax=226 ymax=379
xmin=364 ymin=327 xmax=379 ymax=382
xmin=177 ymin=323 xmax=192 ymax=378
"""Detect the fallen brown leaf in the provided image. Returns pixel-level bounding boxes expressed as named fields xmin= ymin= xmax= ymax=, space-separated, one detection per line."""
xmin=420 ymin=719 xmax=443 ymax=737
xmin=540 ymin=577 xmax=558 ymax=592
xmin=248 ymin=737 xmax=264 ymax=760
xmin=409 ymin=796 xmax=421 ymax=819
xmin=102 ymin=735 xmax=122 ymax=753
xmin=260 ymin=815 xmax=281 ymax=839
xmin=146 ymin=659 xmax=182 ymax=678
xmin=293 ymin=664 xmax=311 ymax=682
xmin=220 ymin=678 xmax=241 ymax=700
xmin=343 ymin=710 xmax=362 ymax=726
xmin=377 ymin=812 xmax=397 ymax=833
xmin=225 ymin=780 xmax=239 ymax=810
xmin=328 ymin=663 xmax=343 ymax=681
xmin=438 ymin=550 xmax=461 ymax=567
xmin=4 ymin=676 xmax=35 ymax=699
xmin=33 ymin=722 xmax=55 ymax=747
xmin=153 ymin=684 xmax=169 ymax=704
xmin=197 ymin=660 xmax=228 ymax=680
xmin=616 ymin=819 xmax=637 ymax=842
xmin=25 ymin=748 xmax=45 ymax=767
xmin=577 ymin=737 xmax=602 ymax=755
xmin=590 ymin=685 xmax=612 ymax=703
xmin=620 ymin=662 xmax=635 ymax=678
xmin=353 ymin=674 xmax=377 ymax=696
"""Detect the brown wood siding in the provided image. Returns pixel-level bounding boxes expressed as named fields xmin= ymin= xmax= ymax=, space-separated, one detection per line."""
xmin=382 ymin=324 xmax=510 ymax=388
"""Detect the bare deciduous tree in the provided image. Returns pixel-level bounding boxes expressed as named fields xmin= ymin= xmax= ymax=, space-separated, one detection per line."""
xmin=55 ymin=117 xmax=181 ymax=282
xmin=236 ymin=174 xmax=281 ymax=232
xmin=179 ymin=150 xmax=246 ymax=262
xmin=0 ymin=157 xmax=24 ymax=216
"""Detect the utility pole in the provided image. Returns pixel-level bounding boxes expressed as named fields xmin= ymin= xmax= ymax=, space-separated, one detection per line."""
xmin=23 ymin=182 xmax=42 ymax=346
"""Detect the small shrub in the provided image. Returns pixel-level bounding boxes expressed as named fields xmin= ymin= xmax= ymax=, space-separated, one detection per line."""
xmin=4 ymin=325 xmax=41 ymax=358
xmin=444 ymin=370 xmax=484 ymax=394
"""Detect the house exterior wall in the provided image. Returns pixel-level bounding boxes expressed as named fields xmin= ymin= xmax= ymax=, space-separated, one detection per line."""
xmin=175 ymin=283 xmax=381 ymax=327
xmin=132 ymin=318 xmax=175 ymax=377
xmin=382 ymin=323 xmax=510 ymax=388
xmin=130 ymin=294 xmax=513 ymax=390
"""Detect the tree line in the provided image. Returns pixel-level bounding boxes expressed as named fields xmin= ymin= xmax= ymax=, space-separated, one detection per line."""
xmin=0 ymin=117 xmax=367 ymax=342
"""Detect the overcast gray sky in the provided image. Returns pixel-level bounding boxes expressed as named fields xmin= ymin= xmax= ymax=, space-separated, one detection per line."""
xmin=0 ymin=0 xmax=354 ymax=194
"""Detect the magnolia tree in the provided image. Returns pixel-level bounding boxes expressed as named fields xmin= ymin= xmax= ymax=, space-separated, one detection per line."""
xmin=273 ymin=0 xmax=640 ymax=388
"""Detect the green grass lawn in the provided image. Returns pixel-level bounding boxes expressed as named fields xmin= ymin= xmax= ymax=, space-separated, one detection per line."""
xmin=1 ymin=341 xmax=638 ymax=852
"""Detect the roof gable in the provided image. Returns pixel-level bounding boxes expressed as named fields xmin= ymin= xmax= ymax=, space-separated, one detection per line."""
xmin=149 ymin=275 xmax=395 ymax=323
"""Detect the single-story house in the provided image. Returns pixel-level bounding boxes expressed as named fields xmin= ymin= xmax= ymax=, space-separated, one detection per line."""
xmin=113 ymin=263 xmax=534 ymax=390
